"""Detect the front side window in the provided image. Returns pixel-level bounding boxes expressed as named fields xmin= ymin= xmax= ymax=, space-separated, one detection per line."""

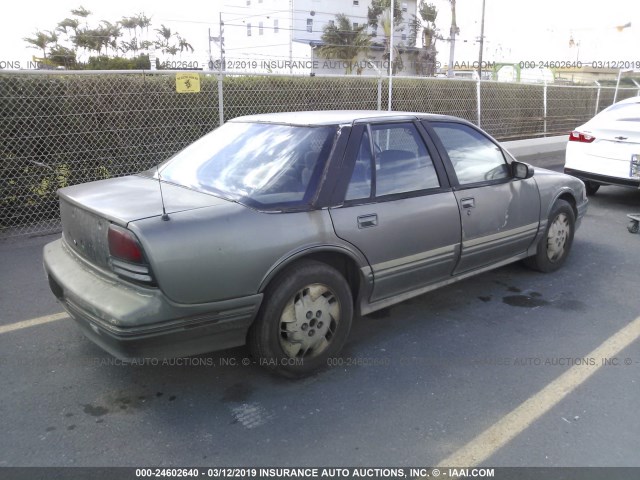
xmin=345 ymin=123 xmax=440 ymax=201
xmin=431 ymin=122 xmax=510 ymax=185
xmin=160 ymin=122 xmax=337 ymax=207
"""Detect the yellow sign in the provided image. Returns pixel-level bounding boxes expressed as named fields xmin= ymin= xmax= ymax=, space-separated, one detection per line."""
xmin=176 ymin=73 xmax=201 ymax=93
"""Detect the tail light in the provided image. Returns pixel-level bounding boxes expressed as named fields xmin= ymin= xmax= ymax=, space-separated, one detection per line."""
xmin=108 ymin=224 xmax=155 ymax=285
xmin=569 ymin=131 xmax=596 ymax=143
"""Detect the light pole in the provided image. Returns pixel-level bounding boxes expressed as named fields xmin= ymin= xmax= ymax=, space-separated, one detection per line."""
xmin=388 ymin=0 xmax=395 ymax=111
xmin=477 ymin=0 xmax=486 ymax=80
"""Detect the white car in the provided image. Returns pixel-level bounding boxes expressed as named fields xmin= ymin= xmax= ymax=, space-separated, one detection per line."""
xmin=564 ymin=96 xmax=640 ymax=195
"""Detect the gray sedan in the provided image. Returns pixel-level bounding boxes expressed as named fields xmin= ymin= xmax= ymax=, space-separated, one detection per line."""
xmin=44 ymin=111 xmax=588 ymax=375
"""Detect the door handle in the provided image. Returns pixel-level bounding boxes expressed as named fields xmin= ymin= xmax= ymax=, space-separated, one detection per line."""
xmin=357 ymin=214 xmax=378 ymax=229
xmin=460 ymin=197 xmax=475 ymax=208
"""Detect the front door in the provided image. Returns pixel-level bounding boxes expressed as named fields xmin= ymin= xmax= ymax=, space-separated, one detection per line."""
xmin=426 ymin=121 xmax=540 ymax=274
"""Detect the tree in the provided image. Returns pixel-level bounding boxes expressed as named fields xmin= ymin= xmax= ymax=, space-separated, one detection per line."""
xmin=71 ymin=5 xmax=91 ymax=29
xmin=367 ymin=0 xmax=403 ymax=33
xmin=22 ymin=7 xmax=189 ymax=69
xmin=120 ymin=16 xmax=139 ymax=54
xmin=57 ymin=18 xmax=80 ymax=52
xmin=408 ymin=1 xmax=439 ymax=76
xmin=49 ymin=45 xmax=77 ymax=68
xmin=154 ymin=24 xmax=172 ymax=53
xmin=446 ymin=0 xmax=459 ymax=77
xmin=318 ymin=14 xmax=371 ymax=74
xmin=23 ymin=31 xmax=54 ymax=58
xmin=177 ymin=34 xmax=194 ymax=55
xmin=379 ymin=8 xmax=403 ymax=74
xmin=136 ymin=13 xmax=152 ymax=40
xmin=367 ymin=0 xmax=404 ymax=74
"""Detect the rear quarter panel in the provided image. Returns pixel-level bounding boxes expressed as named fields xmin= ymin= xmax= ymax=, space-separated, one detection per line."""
xmin=129 ymin=205 xmax=363 ymax=305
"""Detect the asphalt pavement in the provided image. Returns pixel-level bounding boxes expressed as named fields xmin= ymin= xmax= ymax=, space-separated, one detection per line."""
xmin=0 ymin=152 xmax=638 ymax=468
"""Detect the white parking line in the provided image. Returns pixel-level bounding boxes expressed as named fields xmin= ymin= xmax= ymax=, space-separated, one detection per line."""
xmin=436 ymin=314 xmax=640 ymax=467
xmin=0 ymin=312 xmax=69 ymax=335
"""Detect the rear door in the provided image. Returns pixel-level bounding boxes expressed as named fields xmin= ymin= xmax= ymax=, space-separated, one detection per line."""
xmin=329 ymin=121 xmax=461 ymax=303
xmin=424 ymin=120 xmax=540 ymax=274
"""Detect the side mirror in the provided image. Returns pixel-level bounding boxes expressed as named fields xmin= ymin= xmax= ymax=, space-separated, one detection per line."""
xmin=512 ymin=161 xmax=534 ymax=180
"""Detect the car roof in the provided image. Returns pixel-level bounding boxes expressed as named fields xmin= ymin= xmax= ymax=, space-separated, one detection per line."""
xmin=229 ymin=110 xmax=462 ymax=126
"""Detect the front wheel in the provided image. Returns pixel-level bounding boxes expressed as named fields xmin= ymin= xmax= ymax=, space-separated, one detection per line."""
xmin=524 ymin=199 xmax=575 ymax=273
xmin=248 ymin=260 xmax=353 ymax=377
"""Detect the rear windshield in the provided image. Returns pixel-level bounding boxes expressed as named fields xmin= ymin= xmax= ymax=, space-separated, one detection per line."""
xmin=159 ymin=121 xmax=337 ymax=208
xmin=595 ymin=102 xmax=640 ymax=122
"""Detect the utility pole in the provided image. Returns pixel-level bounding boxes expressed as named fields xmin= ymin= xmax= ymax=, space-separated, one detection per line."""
xmin=477 ymin=0 xmax=486 ymax=80
xmin=219 ymin=12 xmax=225 ymax=72
xmin=289 ymin=0 xmax=294 ymax=74
xmin=388 ymin=0 xmax=395 ymax=111
xmin=209 ymin=14 xmax=225 ymax=72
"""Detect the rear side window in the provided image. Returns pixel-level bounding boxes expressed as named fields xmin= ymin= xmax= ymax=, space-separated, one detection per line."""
xmin=345 ymin=122 xmax=440 ymax=201
xmin=431 ymin=122 xmax=510 ymax=185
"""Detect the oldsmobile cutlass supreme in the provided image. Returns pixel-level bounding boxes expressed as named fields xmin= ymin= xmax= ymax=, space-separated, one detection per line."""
xmin=44 ymin=111 xmax=588 ymax=375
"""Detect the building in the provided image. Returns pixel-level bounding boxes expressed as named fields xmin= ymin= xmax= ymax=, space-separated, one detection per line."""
xmin=213 ymin=0 xmax=419 ymax=75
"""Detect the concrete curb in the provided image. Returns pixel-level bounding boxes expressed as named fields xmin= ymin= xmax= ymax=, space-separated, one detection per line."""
xmin=502 ymin=135 xmax=567 ymax=157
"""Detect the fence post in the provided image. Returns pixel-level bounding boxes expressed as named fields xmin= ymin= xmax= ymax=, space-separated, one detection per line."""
xmin=377 ymin=76 xmax=382 ymax=111
xmin=218 ymin=73 xmax=225 ymax=126
xmin=594 ymin=81 xmax=601 ymax=116
xmin=476 ymin=79 xmax=482 ymax=127
xmin=613 ymin=69 xmax=622 ymax=104
xmin=543 ymin=80 xmax=548 ymax=137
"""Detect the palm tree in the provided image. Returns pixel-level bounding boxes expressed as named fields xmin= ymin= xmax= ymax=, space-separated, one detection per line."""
xmin=408 ymin=1 xmax=439 ymax=75
xmin=154 ymin=24 xmax=171 ymax=53
xmin=176 ymin=34 xmax=194 ymax=56
xmin=367 ymin=0 xmax=404 ymax=74
xmin=71 ymin=6 xmax=91 ymax=29
xmin=56 ymin=18 xmax=79 ymax=44
xmin=73 ymin=27 xmax=100 ymax=57
xmin=120 ymin=16 xmax=139 ymax=55
xmin=446 ymin=0 xmax=459 ymax=77
xmin=99 ymin=21 xmax=121 ymax=56
xmin=379 ymin=8 xmax=403 ymax=74
xmin=318 ymin=14 xmax=371 ymax=74
xmin=136 ymin=13 xmax=152 ymax=46
xmin=23 ymin=31 xmax=53 ymax=58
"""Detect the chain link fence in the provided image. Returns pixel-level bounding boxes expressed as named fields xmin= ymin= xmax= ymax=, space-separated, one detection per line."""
xmin=1 ymin=69 xmax=639 ymax=238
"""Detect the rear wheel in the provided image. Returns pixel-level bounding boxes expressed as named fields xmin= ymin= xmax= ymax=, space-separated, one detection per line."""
xmin=248 ymin=260 xmax=353 ymax=377
xmin=524 ymin=199 xmax=575 ymax=273
xmin=585 ymin=181 xmax=600 ymax=196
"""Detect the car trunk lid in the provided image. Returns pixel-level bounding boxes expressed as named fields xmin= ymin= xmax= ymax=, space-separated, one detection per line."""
xmin=58 ymin=174 xmax=233 ymax=269
xmin=584 ymin=121 xmax=640 ymax=161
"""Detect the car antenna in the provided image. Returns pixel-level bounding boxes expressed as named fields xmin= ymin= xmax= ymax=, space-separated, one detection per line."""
xmin=156 ymin=165 xmax=170 ymax=221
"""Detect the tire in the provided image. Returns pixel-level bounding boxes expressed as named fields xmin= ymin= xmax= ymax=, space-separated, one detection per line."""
xmin=585 ymin=181 xmax=600 ymax=196
xmin=524 ymin=199 xmax=575 ymax=273
xmin=628 ymin=220 xmax=640 ymax=234
xmin=248 ymin=260 xmax=353 ymax=377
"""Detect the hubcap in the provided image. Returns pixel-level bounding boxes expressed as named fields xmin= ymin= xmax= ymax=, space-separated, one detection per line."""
xmin=279 ymin=284 xmax=340 ymax=359
xmin=546 ymin=213 xmax=569 ymax=262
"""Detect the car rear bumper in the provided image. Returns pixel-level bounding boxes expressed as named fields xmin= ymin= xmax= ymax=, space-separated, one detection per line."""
xmin=43 ymin=238 xmax=262 ymax=360
xmin=564 ymin=168 xmax=640 ymax=189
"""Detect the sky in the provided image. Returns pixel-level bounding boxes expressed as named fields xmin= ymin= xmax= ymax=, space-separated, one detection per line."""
xmin=1 ymin=0 xmax=639 ymax=70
